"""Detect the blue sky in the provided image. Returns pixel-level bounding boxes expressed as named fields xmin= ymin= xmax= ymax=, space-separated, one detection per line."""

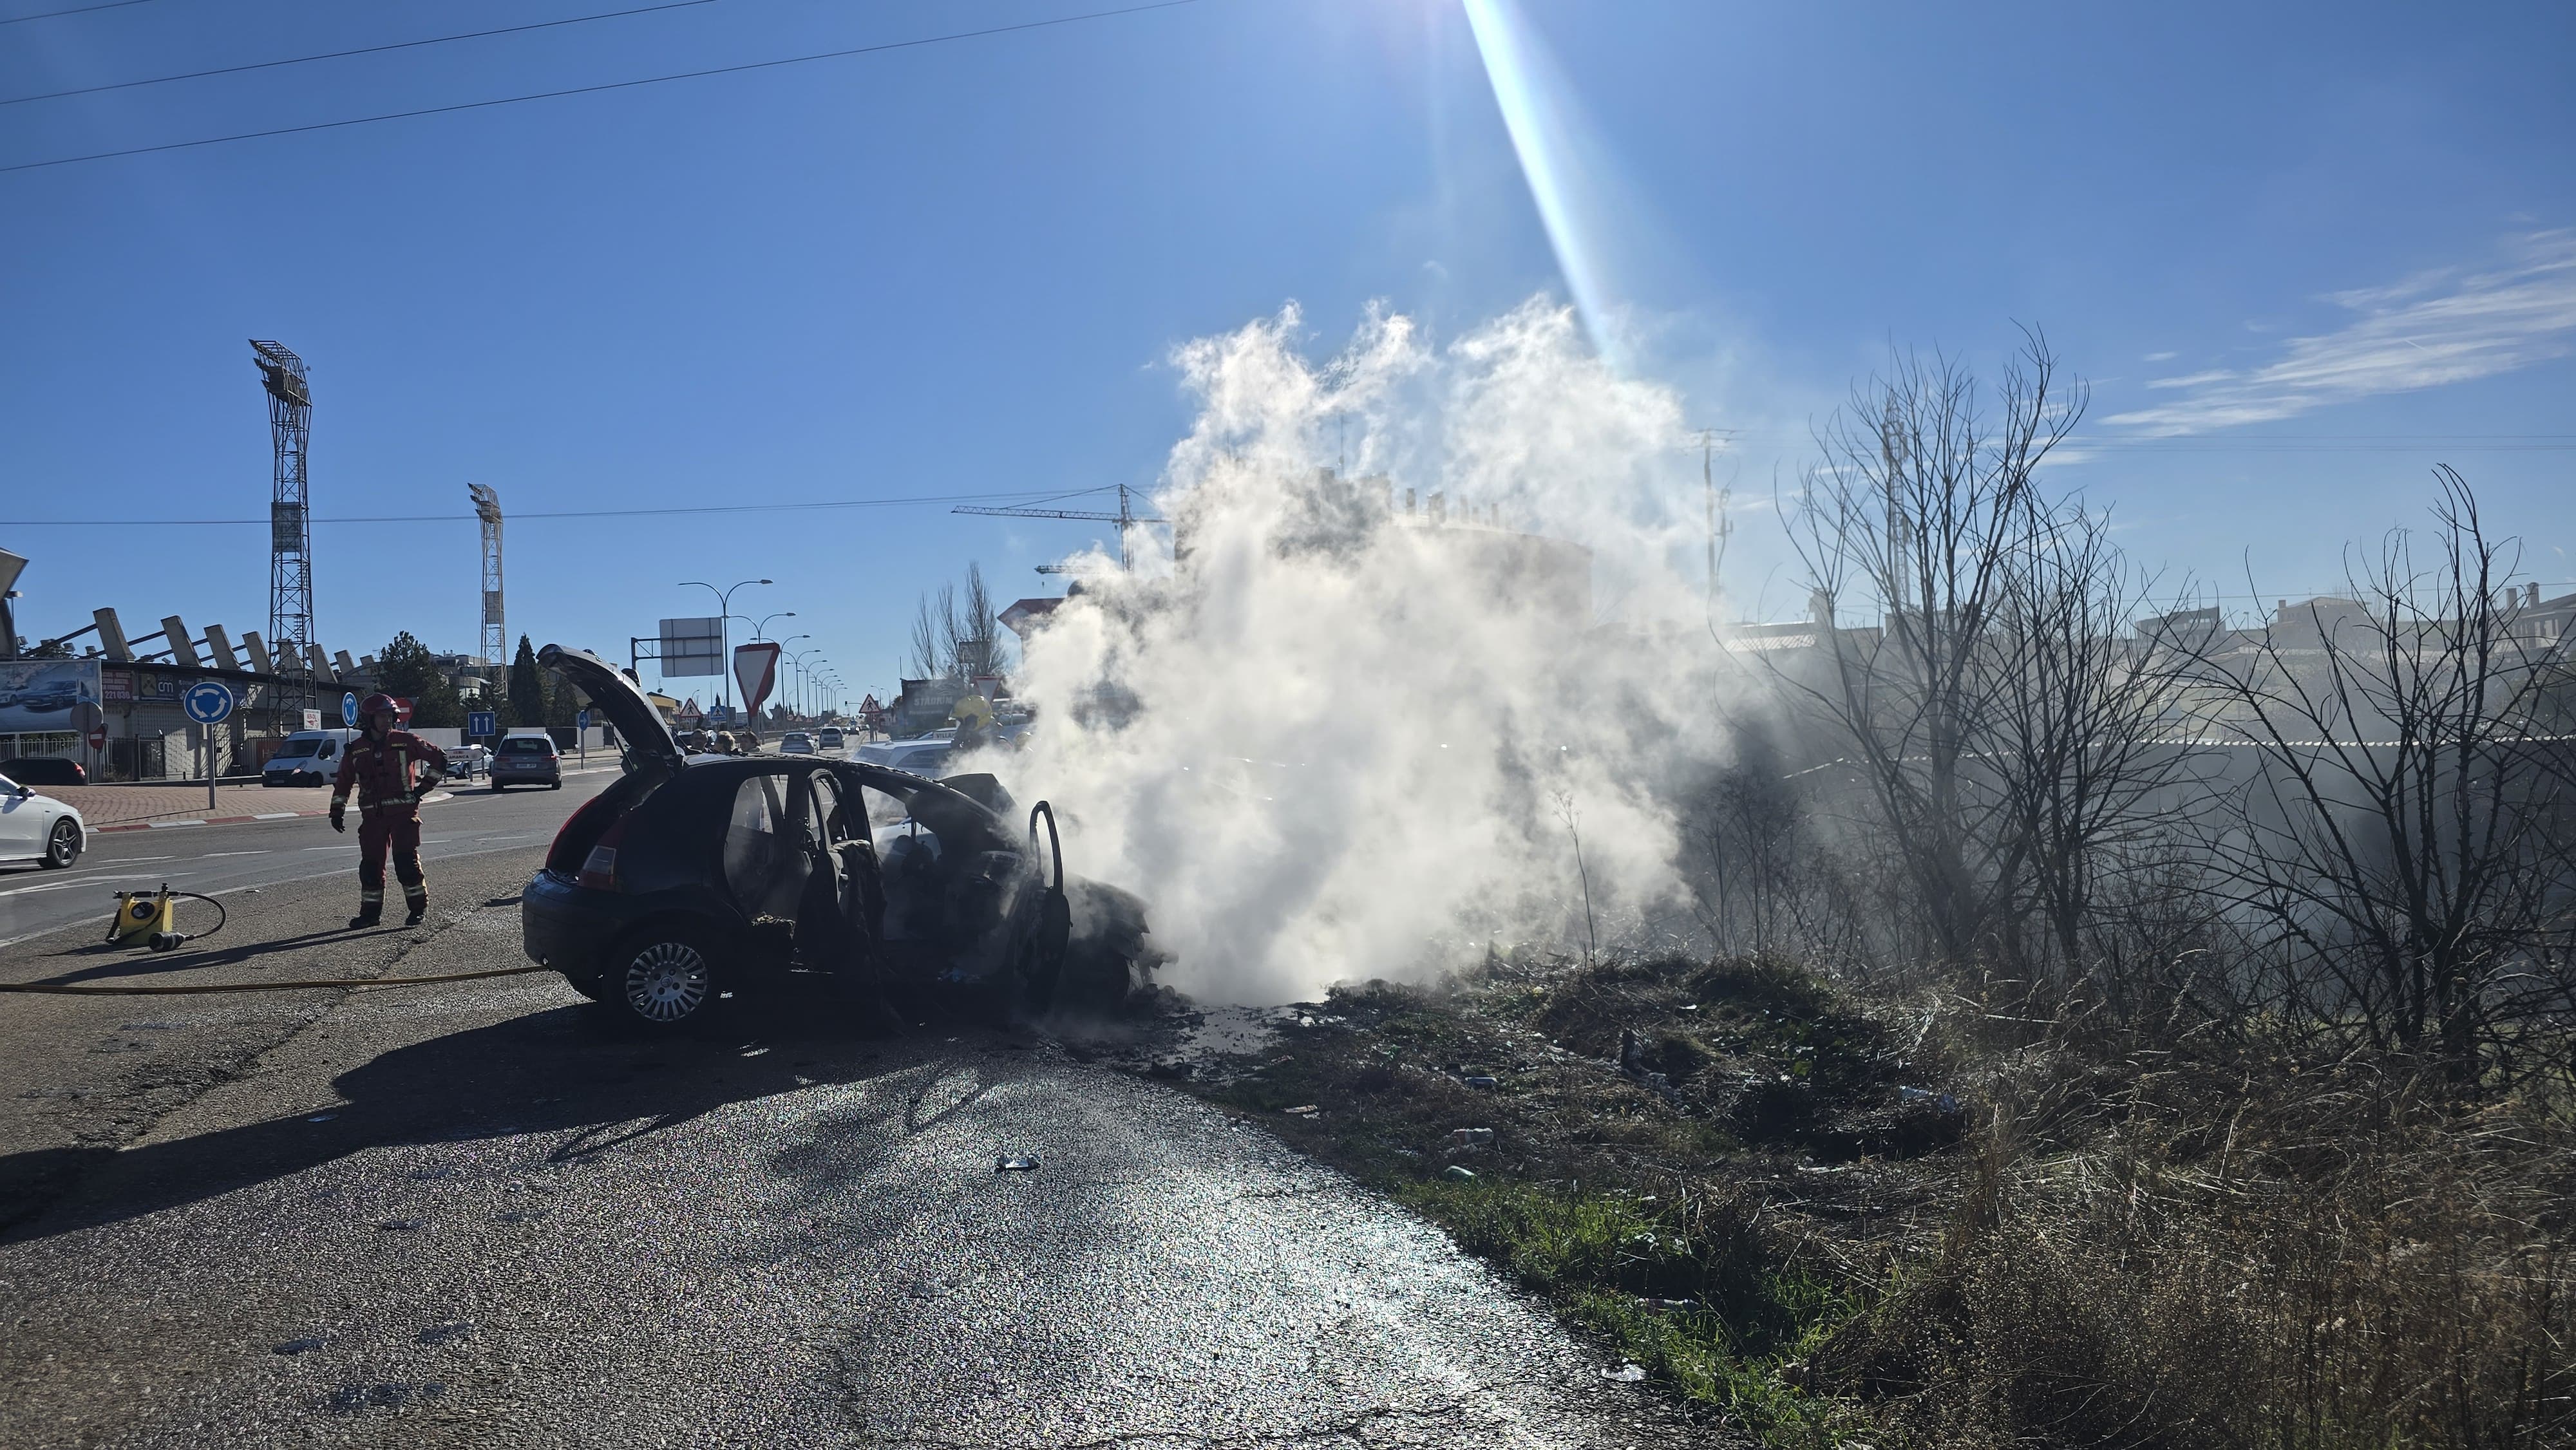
xmin=3 ymin=0 xmax=2570 ymax=706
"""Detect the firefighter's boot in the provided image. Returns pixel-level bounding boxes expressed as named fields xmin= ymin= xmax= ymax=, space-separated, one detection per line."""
xmin=350 ymin=887 xmax=384 ymax=930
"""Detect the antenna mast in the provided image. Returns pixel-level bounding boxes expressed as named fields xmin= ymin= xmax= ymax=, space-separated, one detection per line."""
xmin=251 ymin=341 xmax=313 ymax=724
xmin=469 ymin=484 xmax=504 ymax=664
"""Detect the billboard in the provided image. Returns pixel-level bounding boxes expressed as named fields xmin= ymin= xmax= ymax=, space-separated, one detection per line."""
xmin=658 ymin=616 xmax=724 ymax=677
xmin=0 ymin=659 xmax=102 ymax=733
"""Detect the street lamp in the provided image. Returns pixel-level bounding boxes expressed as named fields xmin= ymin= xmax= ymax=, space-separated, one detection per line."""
xmin=748 ymin=611 xmax=797 ymax=641
xmin=679 ymin=578 xmax=769 ymax=714
xmin=788 ymin=646 xmax=824 ymax=722
xmin=770 ymin=636 xmax=811 ymax=720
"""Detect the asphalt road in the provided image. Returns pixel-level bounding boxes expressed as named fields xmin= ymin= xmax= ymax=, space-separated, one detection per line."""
xmin=0 ymin=839 xmax=1718 ymax=1447
xmin=0 ymin=768 xmax=621 ymax=949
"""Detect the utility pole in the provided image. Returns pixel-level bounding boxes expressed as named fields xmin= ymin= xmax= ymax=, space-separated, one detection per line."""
xmin=1882 ymin=396 xmax=1910 ymax=616
xmin=252 ymin=341 xmax=313 ymax=729
xmin=1693 ymin=429 xmax=1733 ymax=624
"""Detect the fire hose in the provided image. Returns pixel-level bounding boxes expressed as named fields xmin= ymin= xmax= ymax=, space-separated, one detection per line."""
xmin=0 ymin=965 xmax=550 ymax=996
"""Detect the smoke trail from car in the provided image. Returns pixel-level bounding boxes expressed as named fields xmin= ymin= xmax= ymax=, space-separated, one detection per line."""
xmin=998 ymin=299 xmax=1727 ymax=1004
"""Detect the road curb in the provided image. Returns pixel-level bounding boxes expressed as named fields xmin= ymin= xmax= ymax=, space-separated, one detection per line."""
xmin=90 ymin=793 xmax=460 ymax=834
xmin=78 ymin=764 xmax=620 ymax=834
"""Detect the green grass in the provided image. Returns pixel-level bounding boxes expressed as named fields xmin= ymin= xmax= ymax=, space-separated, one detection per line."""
xmin=1394 ymin=1176 xmax=1868 ymax=1444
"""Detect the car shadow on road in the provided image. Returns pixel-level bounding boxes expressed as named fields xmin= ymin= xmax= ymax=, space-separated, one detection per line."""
xmin=0 ymin=990 xmax=1004 ymax=1245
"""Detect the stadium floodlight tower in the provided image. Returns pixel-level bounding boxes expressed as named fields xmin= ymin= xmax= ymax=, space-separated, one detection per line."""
xmin=251 ymin=340 xmax=314 ymax=725
xmin=469 ymin=484 xmax=504 ymax=664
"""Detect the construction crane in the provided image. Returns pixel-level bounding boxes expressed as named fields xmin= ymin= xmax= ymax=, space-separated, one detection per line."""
xmin=251 ymin=341 xmax=313 ymax=726
xmin=469 ymin=484 xmax=504 ymax=664
xmin=953 ymin=483 xmax=1164 ymax=570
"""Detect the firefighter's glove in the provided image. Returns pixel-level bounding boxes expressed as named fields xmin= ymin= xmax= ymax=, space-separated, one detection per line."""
xmin=329 ymin=802 xmax=346 ymax=833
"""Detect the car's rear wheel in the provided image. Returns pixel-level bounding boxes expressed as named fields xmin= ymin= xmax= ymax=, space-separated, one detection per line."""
xmin=490 ymin=781 xmax=506 ymax=793
xmin=606 ymin=927 xmax=726 ymax=1033
xmin=39 ymin=818 xmax=82 ymax=869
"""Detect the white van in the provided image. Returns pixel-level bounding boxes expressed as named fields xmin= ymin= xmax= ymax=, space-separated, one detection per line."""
xmin=263 ymin=728 xmax=360 ymax=787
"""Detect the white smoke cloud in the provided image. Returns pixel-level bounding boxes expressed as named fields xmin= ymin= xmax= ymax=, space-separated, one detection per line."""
xmin=1000 ymin=298 xmax=1725 ymax=1004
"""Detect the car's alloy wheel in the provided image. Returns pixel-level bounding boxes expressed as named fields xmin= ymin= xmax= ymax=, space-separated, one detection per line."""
xmin=621 ymin=938 xmax=714 ymax=1025
xmin=40 ymin=818 xmax=81 ymax=869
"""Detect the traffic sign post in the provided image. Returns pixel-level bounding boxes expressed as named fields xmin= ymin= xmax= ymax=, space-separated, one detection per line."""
xmin=467 ymin=711 xmax=497 ymax=739
xmin=341 ymin=692 xmax=359 ymax=728
xmin=576 ymin=710 xmax=590 ymax=764
xmin=183 ymin=680 xmax=235 ymax=811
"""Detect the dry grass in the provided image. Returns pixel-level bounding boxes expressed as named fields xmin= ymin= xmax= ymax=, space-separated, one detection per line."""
xmin=1819 ymin=1033 xmax=2576 ymax=1448
xmin=1172 ymin=952 xmax=2576 ymax=1448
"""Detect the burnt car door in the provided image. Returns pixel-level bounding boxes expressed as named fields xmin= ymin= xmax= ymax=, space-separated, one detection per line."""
xmin=829 ymin=764 xmax=1043 ymax=989
xmin=793 ymin=767 xmax=880 ymax=975
xmin=718 ymin=766 xmax=817 ymax=964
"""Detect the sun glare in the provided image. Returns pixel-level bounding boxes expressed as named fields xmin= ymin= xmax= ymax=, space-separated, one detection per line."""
xmin=1461 ymin=0 xmax=1624 ymax=366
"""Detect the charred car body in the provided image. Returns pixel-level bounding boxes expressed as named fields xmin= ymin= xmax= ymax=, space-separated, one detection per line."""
xmin=522 ymin=646 xmax=1159 ymax=1032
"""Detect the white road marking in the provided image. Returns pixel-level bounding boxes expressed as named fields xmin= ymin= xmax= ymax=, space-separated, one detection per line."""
xmin=144 ymin=820 xmax=207 ymax=829
xmin=0 ymin=872 xmax=169 ymax=898
xmin=252 ymin=811 xmax=302 ymax=820
xmin=201 ymin=851 xmax=271 ymax=858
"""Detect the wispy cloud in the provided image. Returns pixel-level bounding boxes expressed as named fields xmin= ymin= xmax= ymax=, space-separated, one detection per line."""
xmin=2141 ymin=350 xmax=2177 ymax=362
xmin=2107 ymin=230 xmax=2576 ymax=435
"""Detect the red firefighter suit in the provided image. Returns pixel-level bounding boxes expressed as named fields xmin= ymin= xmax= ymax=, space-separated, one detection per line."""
xmin=329 ymin=728 xmax=450 ymax=921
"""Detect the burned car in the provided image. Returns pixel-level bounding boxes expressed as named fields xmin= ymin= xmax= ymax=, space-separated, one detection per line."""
xmin=522 ymin=645 xmax=1159 ymax=1033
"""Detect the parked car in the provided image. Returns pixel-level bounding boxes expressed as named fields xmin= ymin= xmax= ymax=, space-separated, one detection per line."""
xmin=490 ymin=733 xmax=563 ymax=791
xmin=817 ymin=727 xmax=845 ymax=751
xmin=0 ymin=756 xmax=86 ymax=787
xmin=0 ymin=769 xmax=85 ymax=869
xmin=446 ymin=744 xmax=492 ymax=781
xmin=262 ymin=728 xmax=360 ymax=787
xmin=522 ymin=645 xmax=1159 ymax=1033
xmin=779 ymin=731 xmax=814 ymax=755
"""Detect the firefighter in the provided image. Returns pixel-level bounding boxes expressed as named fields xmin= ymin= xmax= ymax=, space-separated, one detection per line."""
xmin=328 ymin=693 xmax=451 ymax=928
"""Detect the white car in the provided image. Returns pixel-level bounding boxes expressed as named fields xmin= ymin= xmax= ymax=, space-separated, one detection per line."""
xmin=779 ymin=731 xmax=815 ymax=755
xmin=0 ymin=769 xmax=85 ymax=869
xmin=855 ymin=739 xmax=951 ymax=777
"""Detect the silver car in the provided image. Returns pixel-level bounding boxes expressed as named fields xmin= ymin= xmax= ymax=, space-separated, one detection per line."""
xmin=489 ymin=735 xmax=563 ymax=791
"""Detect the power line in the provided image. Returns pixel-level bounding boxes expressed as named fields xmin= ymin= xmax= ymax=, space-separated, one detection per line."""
xmin=1712 ymin=430 xmax=2576 ymax=455
xmin=0 ymin=0 xmax=161 ymax=26
xmin=0 ymin=0 xmax=1206 ymax=175
xmin=0 ymin=486 xmax=1089 ymax=527
xmin=1710 ymin=430 xmax=2576 ymax=453
xmin=1 ymin=0 xmax=721 ymax=109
